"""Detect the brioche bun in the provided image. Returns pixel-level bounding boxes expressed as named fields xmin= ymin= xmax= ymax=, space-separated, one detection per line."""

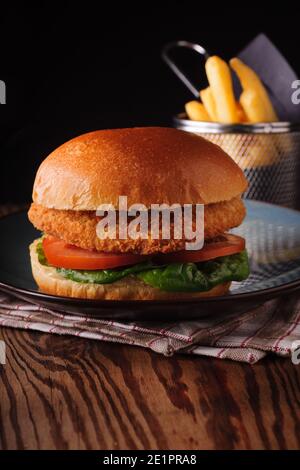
xmin=32 ymin=127 xmax=247 ymax=210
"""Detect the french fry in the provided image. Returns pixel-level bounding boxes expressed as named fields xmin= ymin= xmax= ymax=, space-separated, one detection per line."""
xmin=185 ymin=100 xmax=211 ymax=121
xmin=230 ymin=58 xmax=278 ymax=122
xmin=199 ymin=87 xmax=218 ymax=121
xmin=205 ymin=56 xmax=238 ymax=123
xmin=236 ymin=101 xmax=247 ymax=122
xmin=239 ymin=89 xmax=273 ymax=123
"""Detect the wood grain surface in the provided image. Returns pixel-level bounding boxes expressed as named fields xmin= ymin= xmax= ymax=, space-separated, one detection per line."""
xmin=0 ymin=327 xmax=299 ymax=450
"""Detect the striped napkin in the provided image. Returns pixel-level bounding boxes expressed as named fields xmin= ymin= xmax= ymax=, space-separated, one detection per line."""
xmin=0 ymin=291 xmax=299 ymax=363
xmin=1 ymin=205 xmax=300 ymax=363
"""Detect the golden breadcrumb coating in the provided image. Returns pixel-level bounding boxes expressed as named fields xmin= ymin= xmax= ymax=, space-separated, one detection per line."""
xmin=28 ymin=197 xmax=245 ymax=254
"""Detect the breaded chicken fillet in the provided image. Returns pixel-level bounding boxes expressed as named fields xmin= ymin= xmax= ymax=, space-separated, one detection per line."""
xmin=28 ymin=197 xmax=245 ymax=254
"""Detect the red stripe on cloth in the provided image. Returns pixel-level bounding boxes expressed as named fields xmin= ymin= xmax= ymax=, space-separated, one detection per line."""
xmin=212 ymin=315 xmax=254 ymax=348
xmin=190 ymin=309 xmax=256 ymax=341
xmin=159 ymin=326 xmax=172 ymax=335
xmin=27 ymin=313 xmax=39 ymax=321
xmin=147 ymin=337 xmax=164 ymax=348
xmin=119 ymin=331 xmax=135 ymax=345
xmin=240 ymin=309 xmax=278 ymax=348
xmin=216 ymin=347 xmax=227 ymax=358
xmin=273 ymin=319 xmax=300 ymax=352
xmin=247 ymin=352 xmax=256 ymax=363
xmin=126 ymin=324 xmax=192 ymax=343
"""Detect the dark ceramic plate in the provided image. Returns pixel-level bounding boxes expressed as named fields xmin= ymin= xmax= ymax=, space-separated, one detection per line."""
xmin=1 ymin=200 xmax=300 ymax=320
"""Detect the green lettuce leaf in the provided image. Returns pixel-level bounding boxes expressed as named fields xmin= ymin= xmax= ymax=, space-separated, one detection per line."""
xmin=137 ymin=250 xmax=250 ymax=292
xmin=36 ymin=239 xmax=48 ymax=266
xmin=56 ymin=261 xmax=154 ymax=284
xmin=37 ymin=240 xmax=249 ymax=292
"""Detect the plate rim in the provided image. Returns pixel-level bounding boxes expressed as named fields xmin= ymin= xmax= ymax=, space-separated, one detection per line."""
xmin=1 ymin=275 xmax=300 ymax=306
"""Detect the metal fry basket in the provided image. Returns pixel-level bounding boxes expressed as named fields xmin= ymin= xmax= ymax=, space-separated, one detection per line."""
xmin=174 ymin=116 xmax=300 ymax=208
xmin=162 ymin=40 xmax=300 ymax=209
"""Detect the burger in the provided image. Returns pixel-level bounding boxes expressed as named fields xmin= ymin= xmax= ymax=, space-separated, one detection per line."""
xmin=28 ymin=127 xmax=249 ymax=300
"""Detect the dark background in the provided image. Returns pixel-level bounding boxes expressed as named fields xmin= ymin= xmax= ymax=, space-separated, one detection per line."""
xmin=0 ymin=3 xmax=299 ymax=204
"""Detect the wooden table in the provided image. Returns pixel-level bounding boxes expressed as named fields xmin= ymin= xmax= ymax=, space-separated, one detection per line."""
xmin=0 ymin=327 xmax=299 ymax=450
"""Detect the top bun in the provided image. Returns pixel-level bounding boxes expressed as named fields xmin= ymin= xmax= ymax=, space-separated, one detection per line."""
xmin=32 ymin=127 xmax=247 ymax=210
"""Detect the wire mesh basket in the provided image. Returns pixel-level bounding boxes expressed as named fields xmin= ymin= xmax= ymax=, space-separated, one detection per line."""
xmin=174 ymin=115 xmax=300 ymax=209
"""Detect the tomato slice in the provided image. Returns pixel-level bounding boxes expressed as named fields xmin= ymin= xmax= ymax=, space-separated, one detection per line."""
xmin=42 ymin=234 xmax=245 ymax=270
xmin=154 ymin=234 xmax=245 ymax=264
xmin=42 ymin=236 xmax=149 ymax=270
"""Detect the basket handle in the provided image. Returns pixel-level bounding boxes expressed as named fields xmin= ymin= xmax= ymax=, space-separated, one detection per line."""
xmin=161 ymin=40 xmax=210 ymax=98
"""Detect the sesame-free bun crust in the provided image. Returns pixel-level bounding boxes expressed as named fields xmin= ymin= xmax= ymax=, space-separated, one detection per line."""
xmin=32 ymin=127 xmax=247 ymax=210
xmin=30 ymin=240 xmax=231 ymax=300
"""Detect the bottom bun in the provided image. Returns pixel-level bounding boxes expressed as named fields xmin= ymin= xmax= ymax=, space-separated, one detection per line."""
xmin=30 ymin=240 xmax=231 ymax=300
